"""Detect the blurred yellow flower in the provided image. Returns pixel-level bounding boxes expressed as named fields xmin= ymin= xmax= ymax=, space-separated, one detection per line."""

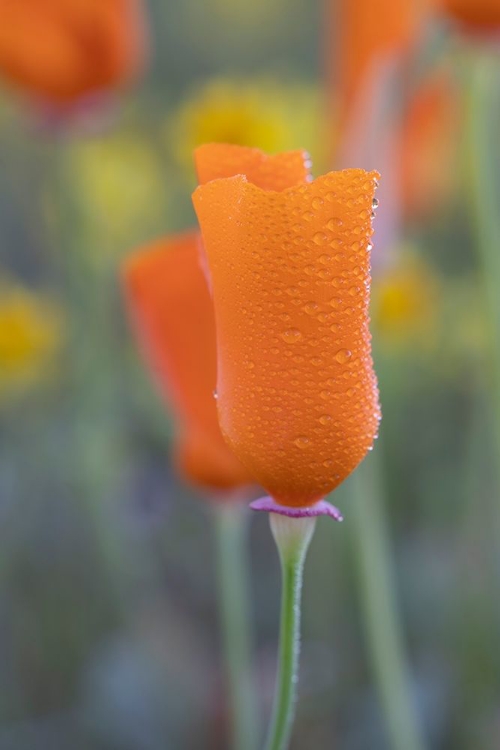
xmin=166 ymin=77 xmax=327 ymax=178
xmin=372 ymin=251 xmax=441 ymax=349
xmin=67 ymin=133 xmax=167 ymax=254
xmin=0 ymin=277 xmax=63 ymax=398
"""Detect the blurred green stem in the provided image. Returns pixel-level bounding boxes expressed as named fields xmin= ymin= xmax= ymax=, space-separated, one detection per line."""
xmin=350 ymin=455 xmax=426 ymax=750
xmin=214 ymin=502 xmax=259 ymax=750
xmin=463 ymin=53 xmax=500 ymax=461
xmin=264 ymin=514 xmax=316 ymax=750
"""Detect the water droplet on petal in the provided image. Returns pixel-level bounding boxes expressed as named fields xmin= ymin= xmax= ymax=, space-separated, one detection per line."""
xmin=313 ymin=232 xmax=328 ymax=245
xmin=294 ymin=436 xmax=310 ymax=449
xmin=281 ymin=328 xmax=302 ymax=343
xmin=304 ymin=302 xmax=319 ymax=315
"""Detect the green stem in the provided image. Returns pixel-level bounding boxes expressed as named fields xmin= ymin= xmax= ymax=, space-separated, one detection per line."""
xmin=350 ymin=455 xmax=426 ymax=750
xmin=214 ymin=502 xmax=259 ymax=750
xmin=264 ymin=514 xmax=316 ymax=750
xmin=463 ymin=52 xmax=500 ymax=458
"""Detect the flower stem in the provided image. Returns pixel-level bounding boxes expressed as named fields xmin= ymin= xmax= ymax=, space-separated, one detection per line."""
xmin=463 ymin=52 xmax=500 ymax=462
xmin=264 ymin=514 xmax=316 ymax=750
xmin=214 ymin=502 xmax=259 ymax=750
xmin=350 ymin=455 xmax=426 ymax=750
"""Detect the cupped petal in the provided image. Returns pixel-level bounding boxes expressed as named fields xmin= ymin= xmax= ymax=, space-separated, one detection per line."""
xmin=193 ymin=170 xmax=381 ymax=508
xmin=195 ymin=143 xmax=312 ymax=191
xmin=123 ymin=230 xmax=251 ymax=491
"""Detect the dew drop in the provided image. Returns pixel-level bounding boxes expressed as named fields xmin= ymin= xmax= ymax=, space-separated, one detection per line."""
xmin=319 ymin=414 xmax=332 ymax=425
xmin=294 ymin=436 xmax=310 ymax=449
xmin=281 ymin=328 xmax=302 ymax=343
xmin=304 ymin=302 xmax=319 ymax=315
xmin=313 ymin=232 xmax=328 ymax=245
xmin=372 ymin=197 xmax=379 ymax=209
xmin=213 ymin=390 xmax=218 ymax=400
xmin=327 ymin=217 xmax=342 ymax=231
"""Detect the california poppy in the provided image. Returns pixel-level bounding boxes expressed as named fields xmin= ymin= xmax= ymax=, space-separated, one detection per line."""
xmin=193 ymin=165 xmax=381 ymax=508
xmin=124 ymin=231 xmax=251 ymax=491
xmin=124 ymin=144 xmax=312 ymax=492
xmin=0 ymin=0 xmax=147 ymax=104
xmin=399 ymin=68 xmax=459 ymax=219
xmin=329 ymin=0 xmax=426 ymax=141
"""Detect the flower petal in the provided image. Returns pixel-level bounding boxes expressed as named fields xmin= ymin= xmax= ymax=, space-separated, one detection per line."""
xmin=195 ymin=143 xmax=312 ymax=191
xmin=123 ymin=230 xmax=251 ymax=491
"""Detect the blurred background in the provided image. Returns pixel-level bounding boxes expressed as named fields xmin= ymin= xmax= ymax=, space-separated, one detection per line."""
xmin=0 ymin=0 xmax=499 ymax=748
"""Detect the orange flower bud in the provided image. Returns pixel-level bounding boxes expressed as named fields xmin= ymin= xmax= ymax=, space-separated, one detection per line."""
xmin=124 ymin=231 xmax=250 ymax=491
xmin=193 ymin=168 xmax=381 ymax=508
xmin=124 ymin=145 xmax=312 ymax=494
xmin=0 ymin=0 xmax=147 ymax=104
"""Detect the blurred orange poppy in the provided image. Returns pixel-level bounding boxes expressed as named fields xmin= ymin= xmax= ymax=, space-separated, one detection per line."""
xmin=441 ymin=0 xmax=500 ymax=30
xmin=124 ymin=231 xmax=251 ymax=491
xmin=399 ymin=68 xmax=459 ymax=219
xmin=329 ymin=0 xmax=426 ymax=138
xmin=0 ymin=0 xmax=147 ymax=104
xmin=193 ymin=165 xmax=381 ymax=508
xmin=124 ymin=144 xmax=312 ymax=493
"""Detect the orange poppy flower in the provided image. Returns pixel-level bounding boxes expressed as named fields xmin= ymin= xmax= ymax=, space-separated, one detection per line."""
xmin=124 ymin=231 xmax=251 ymax=491
xmin=0 ymin=0 xmax=147 ymax=104
xmin=440 ymin=0 xmax=500 ymax=30
xmin=328 ymin=0 xmax=426 ymax=138
xmin=124 ymin=144 xmax=312 ymax=493
xmin=399 ymin=68 xmax=459 ymax=219
xmin=193 ymin=166 xmax=381 ymax=508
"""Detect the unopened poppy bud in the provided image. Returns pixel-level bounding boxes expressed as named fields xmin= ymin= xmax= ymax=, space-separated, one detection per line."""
xmin=193 ymin=164 xmax=381 ymax=508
